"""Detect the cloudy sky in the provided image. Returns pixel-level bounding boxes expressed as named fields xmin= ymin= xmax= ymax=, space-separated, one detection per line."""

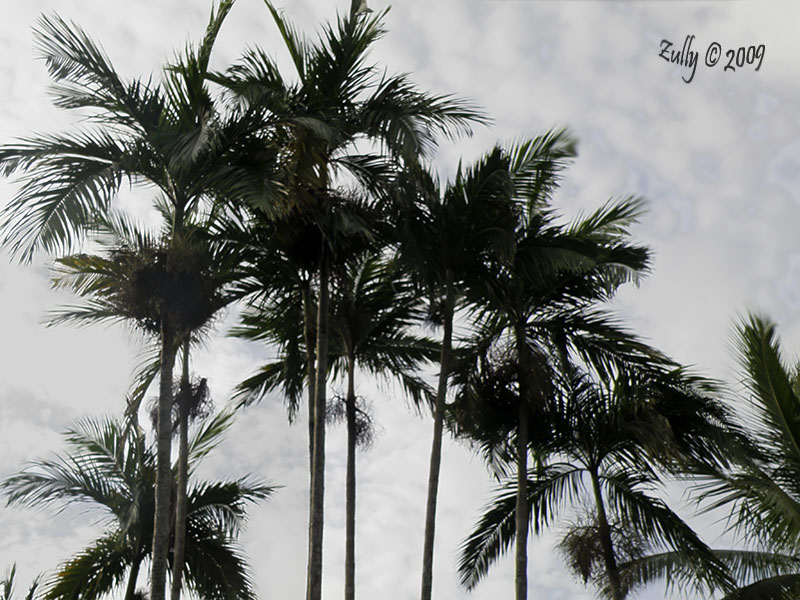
xmin=1 ymin=1 xmax=798 ymax=599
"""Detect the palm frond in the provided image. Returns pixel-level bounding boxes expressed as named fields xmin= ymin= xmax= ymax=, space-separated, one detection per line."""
xmin=263 ymin=1 xmax=309 ymax=79
xmin=360 ymin=72 xmax=487 ymax=160
xmin=40 ymin=533 xmax=131 ymax=600
xmin=33 ymin=13 xmax=165 ymax=128
xmin=0 ymin=131 xmax=126 ymax=260
xmin=1 ymin=565 xmax=16 ymax=600
xmin=186 ymin=408 xmax=236 ymax=467
xmin=507 ymin=128 xmax=577 ymax=210
xmin=602 ymin=470 xmax=732 ymax=591
xmin=2 ymin=420 xmax=132 ymax=517
xmin=457 ymin=464 xmax=584 ymax=590
xmin=719 ymin=574 xmax=800 ymax=600
xmin=187 ymin=478 xmax=277 ymax=537
xmin=735 ymin=315 xmax=800 ymax=466
xmin=180 ymin=530 xmax=256 ymax=600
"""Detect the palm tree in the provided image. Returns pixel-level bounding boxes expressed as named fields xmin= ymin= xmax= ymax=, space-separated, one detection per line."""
xmin=445 ymin=129 xmax=676 ymax=599
xmin=228 ymin=198 xmax=378 ymax=470
xmin=387 ymin=139 xmax=565 ymax=600
xmin=454 ymin=365 xmax=735 ymax=599
xmin=328 ymin=253 xmax=436 ymax=600
xmin=213 ymin=4 xmax=484 ymax=597
xmin=0 ymin=5 xmax=272 ymax=600
xmin=621 ymin=314 xmax=800 ymax=599
xmin=1 ymin=412 xmax=274 ymax=600
xmin=235 ymin=251 xmax=436 ymax=600
xmin=50 ymin=204 xmax=245 ymax=600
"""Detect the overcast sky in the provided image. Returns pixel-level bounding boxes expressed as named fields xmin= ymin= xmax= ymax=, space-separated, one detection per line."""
xmin=1 ymin=1 xmax=798 ymax=599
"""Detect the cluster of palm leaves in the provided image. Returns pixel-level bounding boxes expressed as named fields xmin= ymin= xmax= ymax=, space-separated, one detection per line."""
xmin=3 ymin=2 xmax=800 ymax=600
xmin=2 ymin=412 xmax=274 ymax=600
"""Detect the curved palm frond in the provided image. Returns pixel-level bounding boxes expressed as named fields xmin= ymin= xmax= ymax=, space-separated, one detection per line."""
xmin=1 ymin=417 xmax=135 ymax=518
xmin=41 ymin=533 xmax=132 ymax=600
xmin=601 ymin=470 xmax=731 ymax=588
xmin=457 ymin=463 xmax=584 ymax=590
xmin=720 ymin=574 xmax=800 ymax=600
xmin=180 ymin=528 xmax=255 ymax=600
xmin=187 ymin=478 xmax=277 ymax=538
xmin=619 ymin=549 xmax=800 ymax=600
xmin=0 ymin=131 xmax=127 ymax=260
xmin=186 ymin=408 xmax=237 ymax=468
xmin=735 ymin=315 xmax=800 ymax=468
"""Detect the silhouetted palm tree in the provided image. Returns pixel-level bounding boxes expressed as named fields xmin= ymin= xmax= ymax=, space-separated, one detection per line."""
xmin=213 ymin=4 xmax=483 ymax=596
xmin=386 ymin=144 xmax=520 ymax=600
xmin=449 ymin=129 xmax=663 ymax=599
xmin=235 ymin=251 xmax=436 ymax=600
xmin=1 ymin=412 xmax=274 ymax=600
xmin=50 ymin=204 xmax=244 ymax=600
xmin=328 ymin=254 xmax=435 ymax=599
xmin=0 ymin=5 xmax=273 ymax=599
xmin=455 ymin=366 xmax=734 ymax=599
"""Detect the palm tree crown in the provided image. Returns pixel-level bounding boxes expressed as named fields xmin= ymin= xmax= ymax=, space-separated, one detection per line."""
xmin=213 ymin=5 xmax=485 ymax=599
xmin=454 ymin=366 xmax=734 ymax=598
xmin=1 ymin=412 xmax=274 ymax=600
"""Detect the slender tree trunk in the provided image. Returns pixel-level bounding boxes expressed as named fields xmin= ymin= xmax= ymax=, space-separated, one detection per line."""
xmin=126 ymin=434 xmax=146 ymax=600
xmin=124 ymin=553 xmax=143 ymax=600
xmin=515 ymin=394 xmax=529 ymax=600
xmin=589 ymin=469 xmax=623 ymax=600
xmin=303 ymin=281 xmax=317 ymax=477
xmin=170 ymin=340 xmax=191 ymax=600
xmin=514 ymin=322 xmax=530 ymax=600
xmin=307 ymin=250 xmax=330 ymax=600
xmin=420 ymin=273 xmax=454 ymax=600
xmin=345 ymin=353 xmax=357 ymax=600
xmin=149 ymin=326 xmax=177 ymax=600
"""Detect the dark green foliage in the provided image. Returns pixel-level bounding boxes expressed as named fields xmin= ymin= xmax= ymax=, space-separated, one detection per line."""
xmin=1 ymin=414 xmax=274 ymax=600
xmin=455 ymin=369 xmax=735 ymax=596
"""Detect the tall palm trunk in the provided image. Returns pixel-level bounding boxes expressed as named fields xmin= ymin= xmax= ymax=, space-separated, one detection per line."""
xmin=150 ymin=325 xmax=178 ymax=600
xmin=125 ymin=433 xmax=146 ymax=600
xmin=345 ymin=352 xmax=357 ymax=600
xmin=307 ymin=249 xmax=330 ymax=600
xmin=420 ymin=272 xmax=455 ymax=600
xmin=514 ymin=322 xmax=530 ymax=600
xmin=589 ymin=469 xmax=623 ymax=600
xmin=151 ymin=207 xmax=184 ymax=600
xmin=170 ymin=340 xmax=191 ymax=600
xmin=303 ymin=281 xmax=317 ymax=476
xmin=124 ymin=551 xmax=143 ymax=600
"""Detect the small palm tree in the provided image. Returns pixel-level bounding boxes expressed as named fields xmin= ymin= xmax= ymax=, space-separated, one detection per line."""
xmin=229 ymin=196 xmax=380 ymax=472
xmin=386 ymin=143 xmax=520 ymax=600
xmin=328 ymin=254 xmax=435 ymax=600
xmin=1 ymin=412 xmax=274 ymax=600
xmin=454 ymin=366 xmax=735 ymax=599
